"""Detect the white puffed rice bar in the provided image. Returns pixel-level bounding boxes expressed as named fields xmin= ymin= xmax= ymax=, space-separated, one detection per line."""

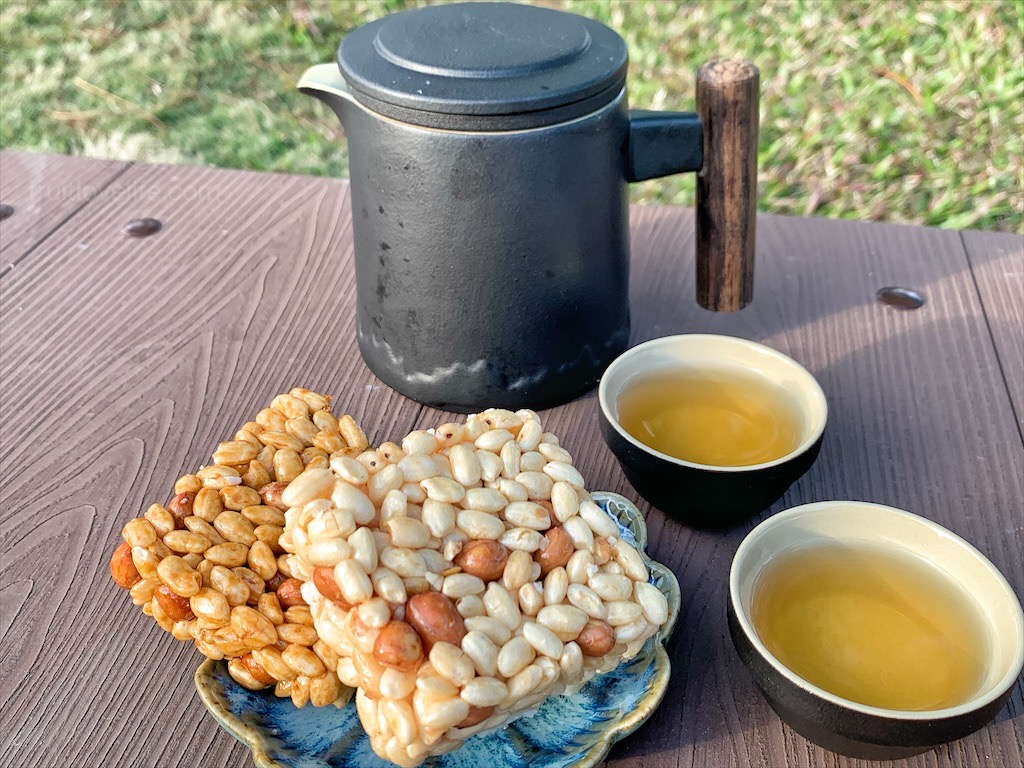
xmin=281 ymin=409 xmax=669 ymax=766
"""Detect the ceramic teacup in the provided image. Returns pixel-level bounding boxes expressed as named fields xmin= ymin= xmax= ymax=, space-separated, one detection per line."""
xmin=597 ymin=334 xmax=827 ymax=526
xmin=729 ymin=501 xmax=1024 ymax=759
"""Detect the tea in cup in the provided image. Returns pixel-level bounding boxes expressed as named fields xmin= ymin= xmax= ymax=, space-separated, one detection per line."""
xmin=598 ymin=334 xmax=827 ymax=526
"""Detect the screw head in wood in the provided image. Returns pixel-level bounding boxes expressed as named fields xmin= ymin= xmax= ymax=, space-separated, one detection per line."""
xmin=124 ymin=218 xmax=163 ymax=237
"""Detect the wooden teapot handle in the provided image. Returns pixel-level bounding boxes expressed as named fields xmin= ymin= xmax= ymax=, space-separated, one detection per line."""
xmin=695 ymin=59 xmax=760 ymax=311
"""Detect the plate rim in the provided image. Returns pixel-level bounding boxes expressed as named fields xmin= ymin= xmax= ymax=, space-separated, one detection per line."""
xmin=195 ymin=491 xmax=679 ymax=768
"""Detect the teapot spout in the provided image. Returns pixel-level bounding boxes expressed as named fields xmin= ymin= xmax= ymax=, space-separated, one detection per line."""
xmin=297 ymin=63 xmax=354 ymax=124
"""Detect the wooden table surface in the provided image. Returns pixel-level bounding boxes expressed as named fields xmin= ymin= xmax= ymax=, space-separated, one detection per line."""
xmin=1 ymin=150 xmax=1021 ymax=768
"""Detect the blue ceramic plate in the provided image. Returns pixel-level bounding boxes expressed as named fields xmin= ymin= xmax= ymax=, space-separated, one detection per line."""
xmin=196 ymin=491 xmax=680 ymax=768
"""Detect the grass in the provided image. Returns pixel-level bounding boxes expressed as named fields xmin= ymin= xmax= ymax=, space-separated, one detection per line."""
xmin=0 ymin=0 xmax=1021 ymax=232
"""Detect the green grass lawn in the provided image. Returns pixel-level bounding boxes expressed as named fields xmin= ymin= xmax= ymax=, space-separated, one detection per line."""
xmin=1 ymin=0 xmax=1021 ymax=232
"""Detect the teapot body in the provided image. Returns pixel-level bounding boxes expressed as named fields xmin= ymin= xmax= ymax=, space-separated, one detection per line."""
xmin=346 ymin=93 xmax=631 ymax=411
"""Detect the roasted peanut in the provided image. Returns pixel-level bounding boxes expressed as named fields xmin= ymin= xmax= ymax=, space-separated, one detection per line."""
xmin=576 ymin=619 xmax=616 ymax=657
xmin=265 ymin=569 xmax=288 ymax=592
xmin=454 ymin=540 xmax=510 ymax=581
xmin=110 ymin=542 xmax=142 ymax=589
xmin=312 ymin=567 xmax=349 ymax=608
xmin=155 ymin=584 xmax=195 ymax=621
xmin=276 ymin=578 xmax=307 ymax=608
xmin=406 ymin=592 xmax=466 ymax=650
xmin=166 ymin=492 xmax=195 ymax=528
xmin=373 ymin=620 xmax=424 ymax=671
xmin=240 ymin=653 xmax=275 ymax=684
xmin=458 ymin=705 xmax=495 ymax=728
xmin=534 ymin=526 xmax=574 ymax=575
xmin=593 ymin=537 xmax=613 ymax=565
xmin=259 ymin=481 xmax=289 ymax=511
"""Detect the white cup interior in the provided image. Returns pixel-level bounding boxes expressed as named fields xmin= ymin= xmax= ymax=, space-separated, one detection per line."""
xmin=597 ymin=334 xmax=828 ymax=471
xmin=730 ymin=501 xmax=1024 ymax=719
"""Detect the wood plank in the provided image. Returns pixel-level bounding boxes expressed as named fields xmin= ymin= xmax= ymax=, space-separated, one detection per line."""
xmin=1 ymin=156 xmax=1020 ymax=768
xmin=961 ymin=229 xmax=1024 ymax=436
xmin=0 ymin=162 xmax=422 ymax=768
xmin=0 ymin=150 xmax=131 ymax=270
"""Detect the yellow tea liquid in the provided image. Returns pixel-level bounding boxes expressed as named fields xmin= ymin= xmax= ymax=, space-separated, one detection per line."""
xmin=751 ymin=543 xmax=987 ymax=711
xmin=616 ymin=366 xmax=802 ymax=466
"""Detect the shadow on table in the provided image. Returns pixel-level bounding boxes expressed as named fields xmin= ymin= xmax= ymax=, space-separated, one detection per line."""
xmin=624 ymin=209 xmax=989 ymax=349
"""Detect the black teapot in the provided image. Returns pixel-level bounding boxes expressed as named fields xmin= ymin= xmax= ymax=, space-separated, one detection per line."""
xmin=300 ymin=2 xmax=758 ymax=412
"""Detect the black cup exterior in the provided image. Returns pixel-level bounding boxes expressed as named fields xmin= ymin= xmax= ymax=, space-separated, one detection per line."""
xmin=599 ymin=408 xmax=823 ymax=527
xmin=727 ymin=601 xmax=1015 ymax=760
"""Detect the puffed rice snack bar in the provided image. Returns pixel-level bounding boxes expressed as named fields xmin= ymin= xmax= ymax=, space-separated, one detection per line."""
xmin=281 ymin=409 xmax=670 ymax=766
xmin=110 ymin=388 xmax=367 ymax=707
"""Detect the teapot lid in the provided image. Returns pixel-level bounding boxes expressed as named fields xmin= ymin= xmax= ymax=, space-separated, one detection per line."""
xmin=336 ymin=2 xmax=627 ymax=131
